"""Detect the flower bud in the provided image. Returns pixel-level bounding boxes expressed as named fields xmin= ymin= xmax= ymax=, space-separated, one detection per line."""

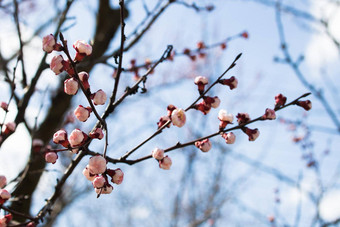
xmin=219 ymin=76 xmax=238 ymax=90
xmin=194 ymin=101 xmax=211 ymax=115
xmin=73 ymin=40 xmax=92 ymax=61
xmin=204 ymin=96 xmax=221 ymax=109
xmin=220 ymin=43 xmax=227 ymax=50
xmin=78 ymin=71 xmax=90 ymax=91
xmin=42 ymin=34 xmax=56 ymax=53
xmin=50 ymin=55 xmax=64 ymax=75
xmin=95 ymin=185 xmax=113 ymax=195
xmin=159 ymin=156 xmax=172 ymax=170
xmin=218 ymin=110 xmax=233 ymax=129
xmin=236 ymin=113 xmax=250 ymax=125
xmin=275 ymin=94 xmax=286 ymax=108
xmin=222 ymin=132 xmax=236 ymax=144
xmin=69 ymin=129 xmax=86 ymax=147
xmin=92 ymin=89 xmax=107 ymax=105
xmin=197 ymin=41 xmax=205 ymax=50
xmin=194 ymin=76 xmax=208 ymax=93
xmin=92 ymin=175 xmax=106 ymax=188
xmin=167 ymin=104 xmax=177 ymax=117
xmin=4 ymin=213 xmax=12 ymax=224
xmin=45 ymin=152 xmax=58 ymax=164
xmin=64 ymin=78 xmax=79 ymax=95
xmin=62 ymin=59 xmax=75 ymax=76
xmin=74 ymin=105 xmax=92 ymax=122
xmin=241 ymin=31 xmax=249 ymax=39
xmin=89 ymin=128 xmax=104 ymax=140
xmin=0 ymin=189 xmax=11 ymax=204
xmin=2 ymin=122 xmax=16 ymax=135
xmin=0 ymin=102 xmax=8 ymax=112
xmin=111 ymin=168 xmax=124 ymax=185
xmin=262 ymin=108 xmax=276 ymax=120
xmin=0 ymin=176 xmax=6 ymax=189
xmin=152 ymin=147 xmax=164 ymax=160
xmin=88 ymin=155 xmax=107 ymax=175
xmin=83 ymin=165 xmax=95 ymax=181
xmin=210 ymin=96 xmax=220 ymax=109
xmin=195 ymin=139 xmax=212 ymax=152
xmin=171 ymin=108 xmax=186 ymax=127
xmin=26 ymin=222 xmax=36 ymax=227
xmin=53 ymin=129 xmax=69 ymax=148
xmin=244 ymin=127 xmax=260 ymax=141
xmin=297 ymin=100 xmax=312 ymax=111
xmin=157 ymin=115 xmax=171 ymax=129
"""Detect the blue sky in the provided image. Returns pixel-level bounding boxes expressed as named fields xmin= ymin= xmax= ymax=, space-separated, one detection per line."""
xmin=0 ymin=0 xmax=340 ymax=226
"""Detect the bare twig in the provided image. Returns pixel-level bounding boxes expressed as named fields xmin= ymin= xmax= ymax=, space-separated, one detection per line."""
xmin=275 ymin=2 xmax=340 ymax=133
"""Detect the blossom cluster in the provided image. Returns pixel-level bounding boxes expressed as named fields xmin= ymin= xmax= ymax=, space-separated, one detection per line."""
xmin=42 ymin=34 xmax=123 ymax=196
xmin=152 ymin=74 xmax=312 ymax=163
xmin=82 ymin=156 xmax=124 ymax=195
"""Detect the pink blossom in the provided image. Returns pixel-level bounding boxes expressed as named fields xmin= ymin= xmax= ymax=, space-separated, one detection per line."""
xmin=157 ymin=115 xmax=171 ymax=129
xmin=203 ymin=96 xmax=220 ymax=109
xmin=73 ymin=40 xmax=92 ymax=61
xmin=297 ymin=100 xmax=312 ymax=111
xmin=195 ymin=139 xmax=212 ymax=152
xmin=211 ymin=96 xmax=221 ymax=109
xmin=78 ymin=71 xmax=90 ymax=91
xmin=92 ymin=89 xmax=107 ymax=105
xmin=0 ymin=176 xmax=6 ymax=189
xmin=245 ymin=128 xmax=260 ymax=141
xmin=194 ymin=76 xmax=208 ymax=93
xmin=50 ymin=55 xmax=64 ymax=75
xmin=152 ymin=147 xmax=164 ymax=160
xmin=2 ymin=122 xmax=16 ymax=135
xmin=26 ymin=222 xmax=36 ymax=227
xmin=64 ymin=78 xmax=79 ymax=95
xmin=220 ymin=76 xmax=238 ymax=90
xmin=222 ymin=132 xmax=236 ymax=144
xmin=42 ymin=34 xmax=56 ymax=53
xmin=111 ymin=168 xmax=124 ymax=185
xmin=53 ymin=129 xmax=69 ymax=148
xmin=45 ymin=152 xmax=58 ymax=164
xmin=82 ymin=165 xmax=95 ymax=181
xmin=236 ymin=113 xmax=250 ymax=125
xmin=159 ymin=156 xmax=172 ymax=170
xmin=262 ymin=108 xmax=276 ymax=120
xmin=73 ymin=40 xmax=92 ymax=55
xmin=218 ymin=110 xmax=233 ymax=123
xmin=0 ymin=216 xmax=6 ymax=227
xmin=95 ymin=185 xmax=113 ymax=195
xmin=88 ymin=155 xmax=107 ymax=175
xmin=194 ymin=101 xmax=211 ymax=115
xmin=218 ymin=109 xmax=233 ymax=129
xmin=275 ymin=94 xmax=287 ymax=108
xmin=69 ymin=129 xmax=85 ymax=147
xmin=92 ymin=175 xmax=106 ymax=188
xmin=171 ymin=108 xmax=186 ymax=127
xmin=74 ymin=105 xmax=92 ymax=122
xmin=89 ymin=128 xmax=104 ymax=140
xmin=0 ymin=189 xmax=11 ymax=200
xmin=0 ymin=102 xmax=8 ymax=112
xmin=167 ymin=104 xmax=177 ymax=117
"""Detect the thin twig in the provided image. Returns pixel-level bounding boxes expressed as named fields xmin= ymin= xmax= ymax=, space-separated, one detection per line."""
xmin=119 ymin=53 xmax=241 ymax=160
xmin=275 ymin=2 xmax=340 ymax=133
xmin=12 ymin=0 xmax=27 ymax=88
xmin=116 ymin=92 xmax=311 ymax=165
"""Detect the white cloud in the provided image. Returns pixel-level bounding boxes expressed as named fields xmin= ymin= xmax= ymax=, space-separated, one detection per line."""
xmin=319 ymin=190 xmax=340 ymax=222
